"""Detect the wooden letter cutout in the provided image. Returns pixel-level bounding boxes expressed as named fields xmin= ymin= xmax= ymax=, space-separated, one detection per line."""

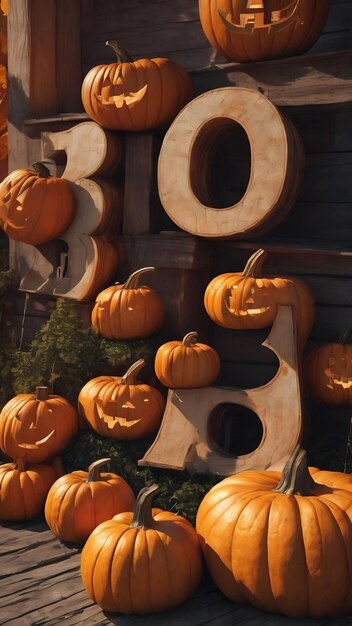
xmin=139 ymin=305 xmax=303 ymax=475
xmin=158 ymin=87 xmax=304 ymax=239
xmin=18 ymin=122 xmax=123 ymax=301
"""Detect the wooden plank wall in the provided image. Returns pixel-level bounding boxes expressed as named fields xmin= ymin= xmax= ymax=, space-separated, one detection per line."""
xmin=80 ymin=0 xmax=352 ymax=74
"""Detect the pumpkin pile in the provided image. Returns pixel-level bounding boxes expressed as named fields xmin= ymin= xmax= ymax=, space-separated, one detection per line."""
xmin=0 ymin=386 xmax=78 ymax=521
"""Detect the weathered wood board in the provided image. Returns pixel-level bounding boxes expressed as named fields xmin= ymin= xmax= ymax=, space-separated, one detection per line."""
xmin=1 ymin=519 xmax=352 ymax=625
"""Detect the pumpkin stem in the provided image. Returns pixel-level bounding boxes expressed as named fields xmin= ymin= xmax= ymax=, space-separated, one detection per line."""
xmin=35 ymin=386 xmax=50 ymax=401
xmin=130 ymin=483 xmax=160 ymax=529
xmin=86 ymin=458 xmax=111 ymax=482
xmin=182 ymin=332 xmax=198 ymax=347
xmin=339 ymin=327 xmax=352 ymax=345
xmin=120 ymin=359 xmax=145 ymax=385
xmin=123 ymin=267 xmax=155 ymax=290
xmin=242 ymin=249 xmax=267 ymax=278
xmin=32 ymin=162 xmax=51 ymax=178
xmin=14 ymin=457 xmax=26 ymax=472
xmin=106 ymin=40 xmax=134 ymax=63
xmin=274 ymin=446 xmax=316 ymax=496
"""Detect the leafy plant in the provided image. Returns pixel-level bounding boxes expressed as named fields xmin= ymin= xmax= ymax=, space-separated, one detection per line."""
xmin=0 ymin=250 xmax=16 ymax=407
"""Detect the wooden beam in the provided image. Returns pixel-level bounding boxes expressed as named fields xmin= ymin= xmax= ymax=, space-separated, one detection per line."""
xmin=193 ymin=51 xmax=352 ymax=107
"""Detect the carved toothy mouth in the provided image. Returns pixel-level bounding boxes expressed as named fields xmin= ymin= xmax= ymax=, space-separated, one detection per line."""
xmin=96 ymin=84 xmax=148 ymax=108
xmin=95 ymin=399 xmax=143 ymax=429
xmin=14 ymin=429 xmax=55 ymax=449
xmin=218 ymin=0 xmax=300 ymax=35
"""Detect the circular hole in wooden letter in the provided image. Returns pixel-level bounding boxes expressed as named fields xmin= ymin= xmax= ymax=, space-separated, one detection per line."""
xmin=208 ymin=403 xmax=264 ymax=457
xmin=158 ymin=87 xmax=304 ymax=239
xmin=190 ymin=118 xmax=251 ymax=209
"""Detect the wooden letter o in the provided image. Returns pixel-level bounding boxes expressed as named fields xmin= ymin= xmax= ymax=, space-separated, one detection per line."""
xmin=158 ymin=87 xmax=304 ymax=239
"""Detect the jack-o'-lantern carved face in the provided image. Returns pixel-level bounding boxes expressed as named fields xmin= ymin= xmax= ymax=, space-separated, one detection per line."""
xmin=78 ymin=359 xmax=165 ymax=441
xmin=204 ymin=249 xmax=315 ymax=355
xmin=219 ymin=0 xmax=300 ymax=35
xmin=0 ymin=387 xmax=78 ymax=463
xmin=305 ymin=334 xmax=352 ymax=407
xmin=199 ymin=0 xmax=331 ymax=63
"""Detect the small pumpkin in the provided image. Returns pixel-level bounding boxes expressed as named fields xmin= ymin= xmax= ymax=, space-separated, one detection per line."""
xmin=0 ymin=456 xmax=58 ymax=522
xmin=155 ymin=331 xmax=221 ymax=388
xmin=0 ymin=162 xmax=76 ymax=244
xmin=204 ymin=248 xmax=314 ymax=351
xmin=81 ymin=483 xmax=202 ymax=613
xmin=0 ymin=386 xmax=79 ymax=463
xmin=199 ymin=0 xmax=331 ymax=64
xmin=196 ymin=446 xmax=352 ymax=619
xmin=91 ymin=266 xmax=164 ymax=340
xmin=44 ymin=458 xmax=135 ymax=544
xmin=305 ymin=329 xmax=352 ymax=406
xmin=81 ymin=41 xmax=193 ymax=131
xmin=78 ymin=359 xmax=165 ymax=440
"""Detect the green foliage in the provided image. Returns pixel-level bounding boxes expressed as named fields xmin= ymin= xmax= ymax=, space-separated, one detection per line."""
xmin=63 ymin=429 xmax=222 ymax=525
xmin=11 ymin=297 xmax=162 ymax=404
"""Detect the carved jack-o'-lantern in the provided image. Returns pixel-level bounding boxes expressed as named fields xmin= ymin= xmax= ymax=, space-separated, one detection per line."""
xmin=0 ymin=387 xmax=79 ymax=463
xmin=199 ymin=0 xmax=331 ymax=63
xmin=81 ymin=41 xmax=193 ymax=131
xmin=78 ymin=359 xmax=165 ymax=440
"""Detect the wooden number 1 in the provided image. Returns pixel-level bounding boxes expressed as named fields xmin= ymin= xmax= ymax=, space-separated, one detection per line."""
xmin=19 ymin=121 xmax=123 ymax=301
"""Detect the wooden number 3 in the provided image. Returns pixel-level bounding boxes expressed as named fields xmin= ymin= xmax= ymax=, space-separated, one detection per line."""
xmin=19 ymin=121 xmax=123 ymax=301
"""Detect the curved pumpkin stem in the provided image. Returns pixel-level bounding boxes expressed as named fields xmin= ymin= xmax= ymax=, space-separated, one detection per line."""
xmin=123 ymin=267 xmax=155 ymax=290
xmin=86 ymin=458 xmax=111 ymax=482
xmin=120 ymin=358 xmax=145 ymax=385
xmin=182 ymin=332 xmax=198 ymax=347
xmin=32 ymin=162 xmax=51 ymax=178
xmin=242 ymin=249 xmax=267 ymax=278
xmin=106 ymin=40 xmax=134 ymax=63
xmin=35 ymin=386 xmax=50 ymax=401
xmin=14 ymin=457 xmax=26 ymax=472
xmin=130 ymin=483 xmax=160 ymax=529
xmin=274 ymin=446 xmax=316 ymax=496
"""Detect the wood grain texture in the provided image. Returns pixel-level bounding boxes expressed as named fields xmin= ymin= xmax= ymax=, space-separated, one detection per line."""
xmin=1 ymin=518 xmax=352 ymax=625
xmin=158 ymin=87 xmax=304 ymax=239
xmin=140 ymin=305 xmax=304 ymax=475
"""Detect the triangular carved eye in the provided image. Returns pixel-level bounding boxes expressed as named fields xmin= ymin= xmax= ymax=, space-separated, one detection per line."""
xmin=29 ymin=422 xmax=37 ymax=430
xmin=121 ymin=401 xmax=136 ymax=409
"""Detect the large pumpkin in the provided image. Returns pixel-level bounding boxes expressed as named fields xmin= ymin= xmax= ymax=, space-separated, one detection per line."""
xmin=0 ymin=456 xmax=58 ymax=522
xmin=0 ymin=162 xmax=76 ymax=244
xmin=81 ymin=41 xmax=193 ymax=131
xmin=78 ymin=359 xmax=165 ymax=440
xmin=91 ymin=266 xmax=164 ymax=340
xmin=199 ymin=0 xmax=331 ymax=63
xmin=304 ymin=330 xmax=352 ymax=406
xmin=155 ymin=331 xmax=221 ymax=388
xmin=196 ymin=446 xmax=352 ymax=619
xmin=0 ymin=386 xmax=78 ymax=463
xmin=44 ymin=458 xmax=135 ymax=544
xmin=204 ymin=248 xmax=314 ymax=352
xmin=81 ymin=483 xmax=202 ymax=613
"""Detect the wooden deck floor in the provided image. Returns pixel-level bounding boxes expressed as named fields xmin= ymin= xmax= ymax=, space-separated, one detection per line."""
xmin=1 ymin=519 xmax=352 ymax=626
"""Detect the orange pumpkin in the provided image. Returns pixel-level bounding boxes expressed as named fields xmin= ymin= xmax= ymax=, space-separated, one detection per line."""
xmin=204 ymin=248 xmax=314 ymax=352
xmin=155 ymin=331 xmax=221 ymax=388
xmin=81 ymin=41 xmax=193 ymax=131
xmin=81 ymin=483 xmax=202 ymax=613
xmin=0 ymin=456 xmax=58 ymax=521
xmin=91 ymin=266 xmax=164 ymax=340
xmin=78 ymin=359 xmax=165 ymax=440
xmin=305 ymin=330 xmax=352 ymax=406
xmin=0 ymin=162 xmax=76 ymax=244
xmin=44 ymin=458 xmax=135 ymax=544
xmin=199 ymin=0 xmax=331 ymax=63
xmin=196 ymin=446 xmax=352 ymax=619
xmin=0 ymin=386 xmax=78 ymax=463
